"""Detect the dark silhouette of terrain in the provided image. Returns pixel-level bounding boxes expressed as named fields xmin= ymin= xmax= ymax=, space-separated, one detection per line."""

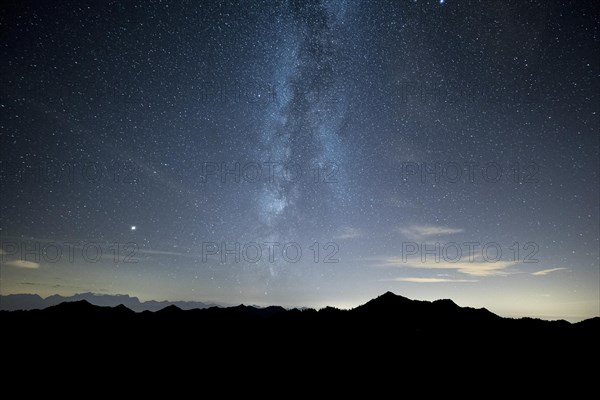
xmin=2 ymin=291 xmax=598 ymax=381
xmin=3 ymin=291 xmax=596 ymax=340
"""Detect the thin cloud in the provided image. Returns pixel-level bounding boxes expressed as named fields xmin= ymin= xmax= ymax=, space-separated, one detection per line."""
xmin=379 ymin=257 xmax=516 ymax=277
xmin=334 ymin=226 xmax=363 ymax=239
xmin=385 ymin=277 xmax=478 ymax=283
xmin=5 ymin=260 xmax=40 ymax=269
xmin=135 ymin=247 xmax=224 ymax=262
xmin=532 ymin=267 xmax=567 ymax=276
xmin=399 ymin=224 xmax=464 ymax=240
xmin=136 ymin=248 xmax=197 ymax=257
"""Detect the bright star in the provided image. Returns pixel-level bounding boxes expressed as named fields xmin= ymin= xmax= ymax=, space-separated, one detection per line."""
xmin=131 ymin=226 xmax=136 ymax=231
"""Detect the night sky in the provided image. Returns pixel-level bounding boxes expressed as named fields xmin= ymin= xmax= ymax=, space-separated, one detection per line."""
xmin=1 ymin=0 xmax=598 ymax=321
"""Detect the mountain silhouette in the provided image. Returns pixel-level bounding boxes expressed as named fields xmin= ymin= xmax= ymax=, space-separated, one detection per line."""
xmin=0 ymin=292 xmax=216 ymax=312
xmin=4 ymin=291 xmax=596 ymax=330
xmin=2 ymin=291 xmax=598 ymax=380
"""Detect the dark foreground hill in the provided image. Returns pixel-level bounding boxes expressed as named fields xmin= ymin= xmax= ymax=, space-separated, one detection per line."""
xmin=3 ymin=291 xmax=597 ymax=343
xmin=2 ymin=291 xmax=598 ymax=381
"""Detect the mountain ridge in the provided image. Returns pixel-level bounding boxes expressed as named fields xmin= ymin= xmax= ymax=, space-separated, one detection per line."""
xmin=0 ymin=292 xmax=218 ymax=312
xmin=3 ymin=291 xmax=597 ymax=327
xmin=3 ymin=292 xmax=598 ymax=369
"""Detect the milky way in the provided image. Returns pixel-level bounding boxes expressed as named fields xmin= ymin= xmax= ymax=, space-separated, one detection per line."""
xmin=254 ymin=1 xmax=354 ymax=246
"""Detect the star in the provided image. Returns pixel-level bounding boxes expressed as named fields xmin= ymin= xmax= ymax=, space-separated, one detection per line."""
xmin=131 ymin=226 xmax=136 ymax=231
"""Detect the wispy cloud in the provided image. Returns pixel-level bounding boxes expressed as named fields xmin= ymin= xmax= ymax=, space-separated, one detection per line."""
xmin=384 ymin=277 xmax=478 ymax=283
xmin=532 ymin=267 xmax=567 ymax=276
xmin=136 ymin=248 xmax=197 ymax=257
xmin=399 ymin=224 xmax=464 ymax=240
xmin=5 ymin=260 xmax=41 ymax=269
xmin=334 ymin=226 xmax=363 ymax=239
xmin=379 ymin=257 xmax=516 ymax=277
